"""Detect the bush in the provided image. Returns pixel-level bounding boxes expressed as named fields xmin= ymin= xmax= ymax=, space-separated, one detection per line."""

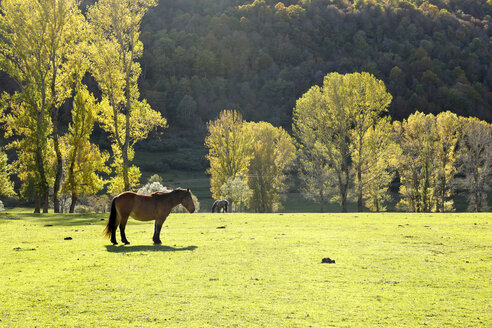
xmin=137 ymin=181 xmax=169 ymax=195
xmin=74 ymin=205 xmax=92 ymax=213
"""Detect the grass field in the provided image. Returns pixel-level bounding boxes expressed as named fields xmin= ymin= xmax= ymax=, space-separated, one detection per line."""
xmin=0 ymin=210 xmax=490 ymax=327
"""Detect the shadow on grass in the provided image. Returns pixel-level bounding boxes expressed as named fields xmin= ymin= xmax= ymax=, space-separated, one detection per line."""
xmin=1 ymin=211 xmax=107 ymax=227
xmin=105 ymin=245 xmax=198 ymax=253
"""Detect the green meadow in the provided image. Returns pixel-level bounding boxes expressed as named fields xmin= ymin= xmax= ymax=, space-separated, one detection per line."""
xmin=0 ymin=210 xmax=490 ymax=327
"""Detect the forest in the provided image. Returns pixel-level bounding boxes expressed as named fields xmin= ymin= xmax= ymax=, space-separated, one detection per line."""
xmin=2 ymin=0 xmax=492 ymax=132
xmin=0 ymin=0 xmax=491 ymax=211
xmin=136 ymin=0 xmax=492 ymax=129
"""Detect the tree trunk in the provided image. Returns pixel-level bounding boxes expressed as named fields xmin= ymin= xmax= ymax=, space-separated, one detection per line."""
xmin=53 ymin=127 xmax=62 ymax=213
xmin=357 ymin=168 xmax=363 ymax=212
xmin=35 ymin=134 xmax=49 ymax=214
xmin=42 ymin=191 xmax=49 ymax=213
xmin=69 ymin=193 xmax=77 ymax=213
xmin=34 ymin=195 xmax=41 ymax=213
xmin=122 ymin=146 xmax=130 ymax=191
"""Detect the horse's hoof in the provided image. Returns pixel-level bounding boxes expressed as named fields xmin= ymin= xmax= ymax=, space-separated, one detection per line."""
xmin=153 ymin=240 xmax=162 ymax=245
xmin=112 ymin=242 xmax=118 ymax=245
xmin=123 ymin=241 xmax=130 ymax=245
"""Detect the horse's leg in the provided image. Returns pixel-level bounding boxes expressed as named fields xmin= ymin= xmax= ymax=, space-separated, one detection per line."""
xmin=110 ymin=212 xmax=120 ymax=245
xmin=119 ymin=215 xmax=130 ymax=245
xmin=153 ymin=218 xmax=165 ymax=245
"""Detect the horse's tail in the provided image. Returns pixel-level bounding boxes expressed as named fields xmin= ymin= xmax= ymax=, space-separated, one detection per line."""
xmin=104 ymin=198 xmax=117 ymax=239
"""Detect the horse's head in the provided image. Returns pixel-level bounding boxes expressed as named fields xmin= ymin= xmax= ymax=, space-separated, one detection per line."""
xmin=180 ymin=188 xmax=195 ymax=213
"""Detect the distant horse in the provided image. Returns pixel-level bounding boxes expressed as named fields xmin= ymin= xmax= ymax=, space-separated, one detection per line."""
xmin=104 ymin=188 xmax=195 ymax=245
xmin=212 ymin=199 xmax=228 ymax=213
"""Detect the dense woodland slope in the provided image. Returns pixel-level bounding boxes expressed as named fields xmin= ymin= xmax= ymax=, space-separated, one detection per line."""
xmin=1 ymin=0 xmax=491 ymax=159
xmin=138 ymin=0 xmax=492 ymax=130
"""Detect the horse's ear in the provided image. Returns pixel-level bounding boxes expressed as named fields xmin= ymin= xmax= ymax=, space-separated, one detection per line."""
xmin=186 ymin=188 xmax=190 ymax=193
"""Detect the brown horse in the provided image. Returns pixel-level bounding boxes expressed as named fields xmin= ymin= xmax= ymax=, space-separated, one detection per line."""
xmin=104 ymin=188 xmax=195 ymax=245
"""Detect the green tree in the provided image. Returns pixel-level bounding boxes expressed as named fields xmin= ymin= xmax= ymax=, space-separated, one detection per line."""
xmin=205 ymin=110 xmax=251 ymax=199
xmin=293 ymin=73 xmax=351 ymax=212
xmin=433 ymin=111 xmax=460 ymax=212
xmin=0 ymin=0 xmax=85 ymax=212
xmin=294 ymin=72 xmax=391 ymax=212
xmin=1 ymin=95 xmax=55 ymax=213
xmin=244 ymin=121 xmax=296 ymax=213
xmin=362 ymin=119 xmax=401 ymax=212
xmin=348 ymin=72 xmax=393 ymax=211
xmin=88 ymin=0 xmax=167 ymax=194
xmin=395 ymin=112 xmax=437 ymax=212
xmin=63 ymin=83 xmax=109 ymax=213
xmin=455 ymin=117 xmax=492 ymax=212
xmin=298 ymin=147 xmax=332 ymax=212
xmin=0 ymin=148 xmax=15 ymax=199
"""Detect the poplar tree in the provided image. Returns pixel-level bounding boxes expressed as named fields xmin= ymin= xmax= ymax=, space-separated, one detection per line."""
xmin=87 ymin=0 xmax=166 ymax=194
xmin=205 ymin=110 xmax=251 ymax=199
xmin=244 ymin=121 xmax=296 ymax=213
xmin=294 ymin=72 xmax=393 ymax=212
xmin=456 ymin=117 xmax=492 ymax=212
xmin=0 ymin=148 xmax=15 ymax=199
xmin=433 ymin=111 xmax=460 ymax=212
xmin=348 ymin=73 xmax=393 ymax=212
xmin=362 ymin=119 xmax=401 ymax=212
xmin=395 ymin=112 xmax=436 ymax=212
xmin=0 ymin=0 xmax=85 ymax=212
xmin=63 ymin=83 xmax=109 ymax=213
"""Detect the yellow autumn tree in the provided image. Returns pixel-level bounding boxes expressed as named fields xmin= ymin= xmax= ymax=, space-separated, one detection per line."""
xmin=362 ymin=118 xmax=401 ymax=212
xmin=293 ymin=72 xmax=391 ymax=212
xmin=456 ymin=117 xmax=492 ymax=212
xmin=0 ymin=0 xmax=86 ymax=212
xmin=87 ymin=0 xmax=166 ymax=194
xmin=205 ymin=110 xmax=251 ymax=199
xmin=0 ymin=148 xmax=15 ymax=199
xmin=244 ymin=121 xmax=296 ymax=213
xmin=63 ymin=83 xmax=110 ymax=212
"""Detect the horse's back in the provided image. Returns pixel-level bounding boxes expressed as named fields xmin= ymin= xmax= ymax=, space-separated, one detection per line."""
xmin=114 ymin=192 xmax=160 ymax=221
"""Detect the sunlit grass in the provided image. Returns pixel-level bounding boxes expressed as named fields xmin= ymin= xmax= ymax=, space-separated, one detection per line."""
xmin=0 ymin=210 xmax=490 ymax=327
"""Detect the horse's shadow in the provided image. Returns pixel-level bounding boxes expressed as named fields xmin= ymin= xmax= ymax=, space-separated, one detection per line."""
xmin=105 ymin=244 xmax=198 ymax=253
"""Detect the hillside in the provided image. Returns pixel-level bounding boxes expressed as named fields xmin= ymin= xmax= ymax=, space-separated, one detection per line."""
xmin=138 ymin=0 xmax=492 ymax=133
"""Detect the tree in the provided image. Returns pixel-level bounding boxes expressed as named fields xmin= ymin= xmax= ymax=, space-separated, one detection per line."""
xmin=219 ymin=176 xmax=252 ymax=212
xmin=88 ymin=0 xmax=167 ymax=194
xmin=433 ymin=111 xmax=460 ymax=212
xmin=395 ymin=112 xmax=437 ymax=212
xmin=244 ymin=121 xmax=296 ymax=212
xmin=0 ymin=0 xmax=85 ymax=212
xmin=348 ymin=72 xmax=393 ymax=211
xmin=63 ymin=83 xmax=109 ymax=213
xmin=0 ymin=148 xmax=15 ymax=199
xmin=205 ymin=110 xmax=251 ymax=199
xmin=361 ymin=119 xmax=401 ymax=212
xmin=298 ymin=147 xmax=333 ymax=212
xmin=294 ymin=72 xmax=390 ymax=212
xmin=455 ymin=117 xmax=492 ymax=212
xmin=1 ymin=94 xmax=55 ymax=213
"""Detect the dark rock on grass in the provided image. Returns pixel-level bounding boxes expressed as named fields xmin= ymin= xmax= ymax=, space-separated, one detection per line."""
xmin=64 ymin=237 xmax=72 ymax=240
xmin=321 ymin=257 xmax=335 ymax=264
xmin=216 ymin=226 xmax=226 ymax=229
